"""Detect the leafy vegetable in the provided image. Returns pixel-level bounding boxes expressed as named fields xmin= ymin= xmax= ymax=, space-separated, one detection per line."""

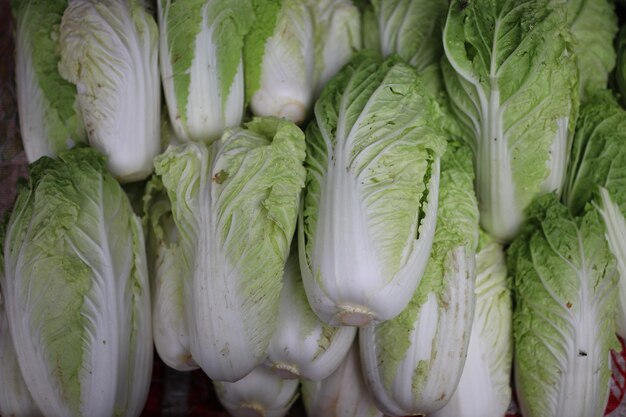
xmin=367 ymin=0 xmax=449 ymax=72
xmin=12 ymin=0 xmax=86 ymax=162
xmin=442 ymin=0 xmax=579 ymax=242
xmin=265 ymin=252 xmax=356 ymax=380
xmin=244 ymin=0 xmax=360 ymax=123
xmin=298 ymin=53 xmax=446 ymax=327
xmin=143 ymin=176 xmax=197 ymax=372
xmin=359 ymin=140 xmax=479 ymax=416
xmin=566 ymin=0 xmax=617 ymax=101
xmin=302 ymin=341 xmax=383 ymax=417
xmin=510 ymin=194 xmax=617 ymax=417
xmin=563 ymin=91 xmax=626 ymax=337
xmin=154 ymin=117 xmax=306 ymax=382
xmin=58 ymin=0 xmax=160 ymax=182
xmin=213 ymin=366 xmax=299 ymax=417
xmin=158 ymin=0 xmax=253 ymax=143
xmin=313 ymin=0 xmax=362 ymax=94
xmin=1 ymin=147 xmax=153 ymax=417
xmin=0 ymin=290 xmax=43 ymax=417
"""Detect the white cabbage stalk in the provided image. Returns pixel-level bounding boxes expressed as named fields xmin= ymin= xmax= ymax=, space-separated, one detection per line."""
xmin=302 ymin=341 xmax=382 ymax=417
xmin=1 ymin=148 xmax=153 ymax=417
xmin=12 ymin=0 xmax=86 ymax=162
xmin=431 ymin=232 xmax=512 ymax=417
xmin=58 ymin=0 xmax=160 ymax=182
xmin=213 ymin=366 xmax=299 ymax=417
xmin=369 ymin=0 xmax=449 ymax=72
xmin=154 ymin=117 xmax=306 ymax=382
xmin=510 ymin=195 xmax=618 ymax=417
xmin=442 ymin=0 xmax=579 ymax=242
xmin=265 ymin=253 xmax=356 ymax=380
xmin=158 ymin=0 xmax=252 ymax=143
xmin=144 ymin=177 xmax=198 ymax=372
xmin=359 ymin=142 xmax=479 ymax=416
xmin=244 ymin=0 xmax=360 ymax=124
xmin=0 ymin=292 xmax=43 ymax=417
xmin=299 ymin=54 xmax=446 ymax=327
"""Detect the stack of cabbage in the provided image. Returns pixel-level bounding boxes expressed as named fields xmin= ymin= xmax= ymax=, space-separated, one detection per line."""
xmin=3 ymin=0 xmax=626 ymax=416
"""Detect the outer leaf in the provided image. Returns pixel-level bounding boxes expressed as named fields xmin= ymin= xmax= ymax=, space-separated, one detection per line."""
xmin=1 ymin=147 xmax=152 ymax=417
xmin=159 ymin=0 xmax=253 ymax=143
xmin=371 ymin=0 xmax=449 ymax=72
xmin=155 ymin=117 xmax=306 ymax=382
xmin=58 ymin=0 xmax=160 ymax=182
xmin=566 ymin=0 xmax=617 ymax=101
xmin=510 ymin=195 xmax=618 ymax=417
xmin=563 ymin=91 xmax=626 ymax=337
xmin=299 ymin=53 xmax=446 ymax=327
xmin=143 ymin=176 xmax=198 ymax=372
xmin=301 ymin=341 xmax=383 ymax=417
xmin=442 ymin=0 xmax=579 ymax=242
xmin=12 ymin=0 xmax=86 ymax=163
xmin=359 ymin=141 xmax=479 ymax=416
xmin=213 ymin=366 xmax=299 ymax=417
xmin=431 ymin=231 xmax=512 ymax=417
xmin=265 ymin=252 xmax=356 ymax=381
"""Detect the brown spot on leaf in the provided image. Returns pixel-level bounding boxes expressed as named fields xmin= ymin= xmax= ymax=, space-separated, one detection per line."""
xmin=212 ymin=170 xmax=229 ymax=184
